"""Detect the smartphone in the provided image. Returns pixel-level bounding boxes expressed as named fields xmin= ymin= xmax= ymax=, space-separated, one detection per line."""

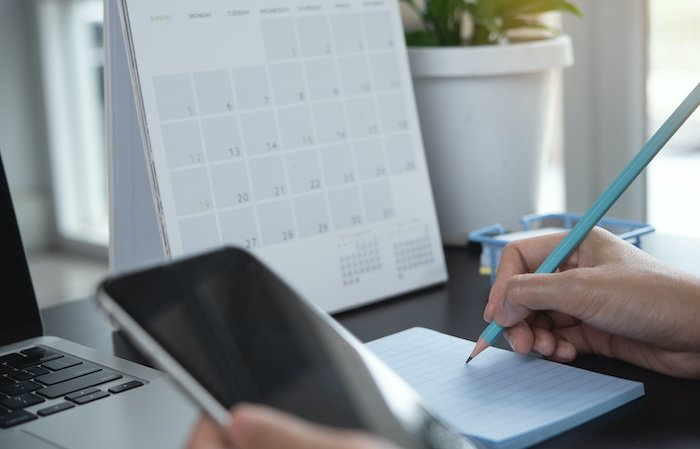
xmin=96 ymin=247 xmax=481 ymax=449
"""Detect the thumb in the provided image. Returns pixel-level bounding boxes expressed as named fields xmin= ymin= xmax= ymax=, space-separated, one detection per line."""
xmin=229 ymin=404 xmax=332 ymax=449
xmin=228 ymin=404 xmax=391 ymax=449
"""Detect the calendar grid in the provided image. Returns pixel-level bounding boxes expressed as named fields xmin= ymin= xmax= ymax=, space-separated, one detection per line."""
xmin=291 ymin=14 xmax=336 ymax=234
xmin=189 ymin=72 xmax=225 ymax=246
xmin=263 ymin=60 xmax=301 ymax=246
xmin=151 ymin=9 xmax=418 ymax=249
xmin=225 ymin=67 xmax=265 ymax=250
xmin=124 ymin=0 xmax=447 ymax=310
xmin=325 ymin=15 xmax=370 ymax=231
xmin=356 ymin=10 xmax=397 ymax=223
xmin=156 ymin=88 xmax=405 ymax=125
xmin=159 ymin=120 xmax=412 ymax=166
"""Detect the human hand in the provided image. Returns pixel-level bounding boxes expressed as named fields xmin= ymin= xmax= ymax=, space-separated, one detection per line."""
xmin=484 ymin=227 xmax=700 ymax=379
xmin=186 ymin=404 xmax=403 ymax=449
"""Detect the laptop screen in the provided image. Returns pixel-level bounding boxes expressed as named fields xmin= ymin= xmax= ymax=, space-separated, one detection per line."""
xmin=0 ymin=151 xmax=43 ymax=346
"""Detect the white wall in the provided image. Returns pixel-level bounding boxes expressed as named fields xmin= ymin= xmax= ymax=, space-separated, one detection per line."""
xmin=562 ymin=1 xmax=648 ymax=221
xmin=0 ymin=0 xmax=55 ymax=250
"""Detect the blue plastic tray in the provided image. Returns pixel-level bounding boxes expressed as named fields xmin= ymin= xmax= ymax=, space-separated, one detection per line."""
xmin=469 ymin=212 xmax=655 ymax=283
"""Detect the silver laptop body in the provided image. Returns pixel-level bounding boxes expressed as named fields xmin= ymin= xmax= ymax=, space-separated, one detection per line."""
xmin=0 ymin=152 xmax=197 ymax=449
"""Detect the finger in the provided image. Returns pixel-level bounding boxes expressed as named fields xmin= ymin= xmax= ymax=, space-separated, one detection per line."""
xmin=485 ymin=232 xmax=571 ymax=321
xmin=531 ymin=323 xmax=557 ymax=357
xmin=229 ymin=404 xmax=392 ymax=449
xmin=546 ymin=310 xmax=581 ymax=329
xmin=529 ymin=312 xmax=581 ymax=357
xmin=230 ymin=405 xmax=330 ymax=449
xmin=552 ymin=324 xmax=700 ymax=379
xmin=542 ymin=325 xmax=590 ymax=362
xmin=551 ymin=338 xmax=577 ymax=362
xmin=504 ymin=321 xmax=534 ymax=355
xmin=494 ymin=269 xmax=599 ymax=327
xmin=187 ymin=415 xmax=229 ymax=449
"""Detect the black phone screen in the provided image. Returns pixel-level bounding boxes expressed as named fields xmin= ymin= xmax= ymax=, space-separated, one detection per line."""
xmin=102 ymin=248 xmax=364 ymax=429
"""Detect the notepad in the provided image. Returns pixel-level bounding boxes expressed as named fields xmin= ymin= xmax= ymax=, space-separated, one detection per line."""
xmin=366 ymin=328 xmax=644 ymax=449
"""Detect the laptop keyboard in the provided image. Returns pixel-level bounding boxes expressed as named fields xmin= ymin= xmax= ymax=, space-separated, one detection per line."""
xmin=0 ymin=346 xmax=144 ymax=428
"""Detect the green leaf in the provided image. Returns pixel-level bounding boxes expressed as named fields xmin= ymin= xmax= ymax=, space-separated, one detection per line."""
xmin=560 ymin=1 xmax=584 ymax=17
xmin=404 ymin=0 xmax=581 ymax=47
xmin=497 ymin=0 xmax=582 ymax=17
xmin=501 ymin=16 xmax=559 ymax=40
xmin=405 ymin=30 xmax=441 ymax=47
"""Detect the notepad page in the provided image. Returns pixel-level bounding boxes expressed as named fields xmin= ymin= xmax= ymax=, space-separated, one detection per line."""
xmin=366 ymin=327 xmax=644 ymax=449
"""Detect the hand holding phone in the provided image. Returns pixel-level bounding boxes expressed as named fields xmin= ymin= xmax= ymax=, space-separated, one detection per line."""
xmin=97 ymin=247 xmax=482 ymax=449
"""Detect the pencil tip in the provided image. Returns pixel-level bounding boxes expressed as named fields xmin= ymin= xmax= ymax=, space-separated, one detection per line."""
xmin=465 ymin=356 xmax=473 ymax=365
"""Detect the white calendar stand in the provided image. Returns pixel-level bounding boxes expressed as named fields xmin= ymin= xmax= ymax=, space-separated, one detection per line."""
xmin=106 ymin=0 xmax=167 ymax=273
xmin=106 ymin=0 xmax=447 ymax=312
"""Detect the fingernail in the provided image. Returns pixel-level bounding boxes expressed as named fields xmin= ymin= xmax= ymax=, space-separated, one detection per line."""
xmin=500 ymin=298 xmax=520 ymax=326
xmin=494 ymin=307 xmax=512 ymax=326
xmin=483 ymin=304 xmax=492 ymax=321
xmin=504 ymin=333 xmax=515 ymax=351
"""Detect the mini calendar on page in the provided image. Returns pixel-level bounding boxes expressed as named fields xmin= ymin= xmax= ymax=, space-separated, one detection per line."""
xmin=117 ymin=0 xmax=447 ymax=311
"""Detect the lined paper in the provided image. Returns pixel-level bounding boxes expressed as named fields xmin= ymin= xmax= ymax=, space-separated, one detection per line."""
xmin=367 ymin=328 xmax=644 ymax=449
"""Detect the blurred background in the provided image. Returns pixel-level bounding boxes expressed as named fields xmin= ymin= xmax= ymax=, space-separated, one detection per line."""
xmin=0 ymin=0 xmax=698 ymax=308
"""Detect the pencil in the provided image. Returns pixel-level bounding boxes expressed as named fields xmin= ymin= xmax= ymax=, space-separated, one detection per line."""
xmin=467 ymin=81 xmax=700 ymax=364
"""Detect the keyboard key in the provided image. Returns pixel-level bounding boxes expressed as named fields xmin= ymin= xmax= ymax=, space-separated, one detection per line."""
xmin=42 ymin=357 xmax=81 ymax=371
xmin=0 ymin=376 xmax=14 ymax=387
xmin=41 ymin=352 xmax=62 ymax=361
xmin=20 ymin=347 xmax=47 ymax=357
xmin=108 ymin=380 xmax=144 ymax=394
xmin=65 ymin=387 xmax=100 ymax=401
xmin=35 ymin=364 xmax=100 ymax=386
xmin=0 ymin=365 xmax=13 ymax=375
xmin=0 ymin=410 xmax=37 ymax=428
xmin=37 ymin=371 xmax=122 ymax=399
xmin=0 ymin=393 xmax=45 ymax=410
xmin=5 ymin=358 xmax=34 ymax=370
xmin=71 ymin=390 xmax=110 ymax=405
xmin=7 ymin=353 xmax=62 ymax=370
xmin=7 ymin=370 xmax=33 ymax=381
xmin=0 ymin=381 xmax=42 ymax=397
xmin=0 ymin=353 xmax=21 ymax=363
xmin=25 ymin=366 xmax=50 ymax=377
xmin=37 ymin=402 xmax=75 ymax=417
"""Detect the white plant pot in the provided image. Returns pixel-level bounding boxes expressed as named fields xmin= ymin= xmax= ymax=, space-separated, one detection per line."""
xmin=409 ymin=36 xmax=573 ymax=245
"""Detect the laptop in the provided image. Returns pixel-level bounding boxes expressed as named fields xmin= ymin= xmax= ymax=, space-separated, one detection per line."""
xmin=0 ymin=151 xmax=197 ymax=449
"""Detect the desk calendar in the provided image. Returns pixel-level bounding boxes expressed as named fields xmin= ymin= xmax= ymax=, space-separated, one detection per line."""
xmin=113 ymin=0 xmax=447 ymax=311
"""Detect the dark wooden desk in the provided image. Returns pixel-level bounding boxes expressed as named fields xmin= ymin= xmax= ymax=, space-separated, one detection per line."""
xmin=42 ymin=246 xmax=700 ymax=449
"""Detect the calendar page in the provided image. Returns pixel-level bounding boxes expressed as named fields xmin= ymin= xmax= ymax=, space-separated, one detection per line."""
xmin=118 ymin=0 xmax=447 ymax=312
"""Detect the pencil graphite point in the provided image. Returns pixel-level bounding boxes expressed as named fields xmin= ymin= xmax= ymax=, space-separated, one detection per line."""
xmin=465 ymin=356 xmax=473 ymax=365
xmin=466 ymin=337 xmax=489 ymax=364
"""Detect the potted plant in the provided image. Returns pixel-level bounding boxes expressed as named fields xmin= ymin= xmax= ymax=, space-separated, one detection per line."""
xmin=400 ymin=0 xmax=581 ymax=245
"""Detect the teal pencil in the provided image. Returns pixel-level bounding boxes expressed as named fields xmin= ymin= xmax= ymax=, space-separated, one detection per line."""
xmin=467 ymin=81 xmax=700 ymax=364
